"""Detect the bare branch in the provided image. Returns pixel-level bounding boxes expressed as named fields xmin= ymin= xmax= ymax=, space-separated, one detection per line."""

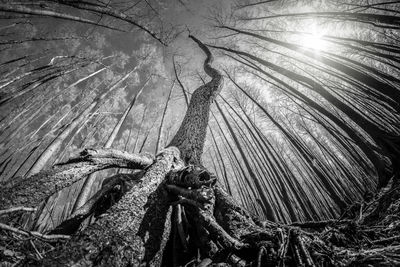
xmin=0 ymin=207 xmax=37 ymax=216
xmin=0 ymin=148 xmax=154 ymax=210
xmin=0 ymin=222 xmax=70 ymax=241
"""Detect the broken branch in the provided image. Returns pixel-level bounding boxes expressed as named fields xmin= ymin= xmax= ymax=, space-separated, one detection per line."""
xmin=0 ymin=222 xmax=70 ymax=241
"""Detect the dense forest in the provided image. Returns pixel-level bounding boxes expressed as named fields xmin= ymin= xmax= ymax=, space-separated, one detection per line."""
xmin=0 ymin=0 xmax=400 ymax=266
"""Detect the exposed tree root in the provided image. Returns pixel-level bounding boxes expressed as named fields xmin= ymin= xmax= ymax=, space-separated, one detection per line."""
xmin=1 ymin=161 xmax=400 ymax=266
xmin=161 ymin=166 xmax=400 ymax=266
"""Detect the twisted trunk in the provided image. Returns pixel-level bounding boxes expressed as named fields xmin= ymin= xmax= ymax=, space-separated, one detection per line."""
xmin=3 ymin=35 xmax=399 ymax=267
xmin=169 ymin=35 xmax=223 ymax=165
xmin=1 ymin=36 xmax=222 ymax=266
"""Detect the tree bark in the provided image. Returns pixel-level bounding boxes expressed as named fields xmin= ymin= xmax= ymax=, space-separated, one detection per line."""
xmin=0 ymin=148 xmax=153 ymax=210
xmin=2 ymin=34 xmax=400 ymax=267
xmin=0 ymin=4 xmax=125 ymax=32
xmin=169 ymin=35 xmax=223 ymax=165
xmin=1 ymin=35 xmax=223 ymax=266
xmin=35 ymin=147 xmax=180 ymax=266
xmin=73 ymin=76 xmax=151 ymax=212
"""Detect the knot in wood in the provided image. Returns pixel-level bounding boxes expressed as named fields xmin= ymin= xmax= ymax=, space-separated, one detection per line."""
xmin=167 ymin=165 xmax=216 ymax=189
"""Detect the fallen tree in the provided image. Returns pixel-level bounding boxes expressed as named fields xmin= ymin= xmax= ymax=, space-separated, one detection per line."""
xmin=1 ymin=36 xmax=400 ymax=267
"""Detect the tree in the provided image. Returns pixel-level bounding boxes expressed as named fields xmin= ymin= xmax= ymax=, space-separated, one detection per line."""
xmin=1 ymin=0 xmax=400 ymax=266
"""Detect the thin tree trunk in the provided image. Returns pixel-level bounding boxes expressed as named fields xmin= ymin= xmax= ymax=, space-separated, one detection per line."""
xmin=214 ymin=100 xmax=277 ymax=221
xmin=29 ymin=35 xmax=221 ymax=266
xmin=133 ymin=106 xmax=148 ymax=152
xmin=0 ymin=4 xmax=125 ymax=32
xmin=72 ymin=76 xmax=151 ymax=212
xmin=26 ymin=68 xmax=138 ymax=176
xmin=173 ymin=56 xmax=189 ymax=105
xmin=156 ymin=80 xmax=174 ymax=153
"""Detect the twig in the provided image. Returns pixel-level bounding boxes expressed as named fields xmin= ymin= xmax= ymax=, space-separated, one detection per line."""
xmin=30 ymin=240 xmax=43 ymax=259
xmin=0 ymin=206 xmax=37 ymax=216
xmin=257 ymin=246 xmax=267 ymax=267
xmin=290 ymin=219 xmax=352 ymax=228
xmin=0 ymin=222 xmax=70 ymax=241
xmin=357 ymin=203 xmax=364 ymax=224
xmin=372 ymin=235 xmax=400 ymax=245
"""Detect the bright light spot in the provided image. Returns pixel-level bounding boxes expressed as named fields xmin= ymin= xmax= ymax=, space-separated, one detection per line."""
xmin=299 ymin=25 xmax=327 ymax=51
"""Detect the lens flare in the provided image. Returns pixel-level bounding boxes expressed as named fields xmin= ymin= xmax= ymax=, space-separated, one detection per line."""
xmin=300 ymin=25 xmax=327 ymax=51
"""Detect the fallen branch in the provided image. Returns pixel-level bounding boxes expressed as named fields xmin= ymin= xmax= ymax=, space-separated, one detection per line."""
xmin=198 ymin=209 xmax=249 ymax=250
xmin=0 ymin=207 xmax=37 ymax=216
xmin=0 ymin=148 xmax=153 ymax=210
xmin=0 ymin=222 xmax=70 ymax=241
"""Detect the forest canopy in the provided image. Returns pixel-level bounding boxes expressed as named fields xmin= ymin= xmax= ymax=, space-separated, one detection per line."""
xmin=0 ymin=0 xmax=400 ymax=266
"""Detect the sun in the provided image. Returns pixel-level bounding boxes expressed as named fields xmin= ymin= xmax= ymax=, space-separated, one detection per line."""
xmin=299 ymin=25 xmax=327 ymax=51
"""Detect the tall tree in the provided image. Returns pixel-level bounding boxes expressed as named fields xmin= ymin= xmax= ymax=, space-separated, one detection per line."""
xmin=1 ymin=1 xmax=400 ymax=266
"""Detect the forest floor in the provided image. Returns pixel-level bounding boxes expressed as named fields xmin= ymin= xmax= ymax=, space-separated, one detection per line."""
xmin=1 ymin=174 xmax=400 ymax=267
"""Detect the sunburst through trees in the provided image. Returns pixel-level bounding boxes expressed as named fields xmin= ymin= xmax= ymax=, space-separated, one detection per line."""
xmin=1 ymin=0 xmax=400 ymax=266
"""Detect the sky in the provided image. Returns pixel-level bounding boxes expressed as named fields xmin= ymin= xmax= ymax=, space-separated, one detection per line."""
xmin=1 ymin=0 xmax=399 ymax=225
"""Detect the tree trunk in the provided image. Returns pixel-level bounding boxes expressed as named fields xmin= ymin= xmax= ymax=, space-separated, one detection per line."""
xmin=156 ymin=81 xmax=174 ymax=153
xmin=3 ymin=34 xmax=399 ymax=267
xmin=39 ymin=147 xmax=180 ymax=266
xmin=72 ymin=76 xmax=151 ymax=212
xmin=169 ymin=36 xmax=223 ymax=164
xmin=1 ymin=35 xmax=222 ymax=266
xmin=26 ymin=68 xmax=138 ymax=176
xmin=0 ymin=148 xmax=154 ymax=210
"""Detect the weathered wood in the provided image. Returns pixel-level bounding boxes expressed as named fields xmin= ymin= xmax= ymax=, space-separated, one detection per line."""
xmin=0 ymin=148 xmax=153 ymax=210
xmin=39 ymin=147 xmax=180 ymax=266
xmin=169 ymin=35 xmax=223 ymax=165
xmin=50 ymin=172 xmax=144 ymax=235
